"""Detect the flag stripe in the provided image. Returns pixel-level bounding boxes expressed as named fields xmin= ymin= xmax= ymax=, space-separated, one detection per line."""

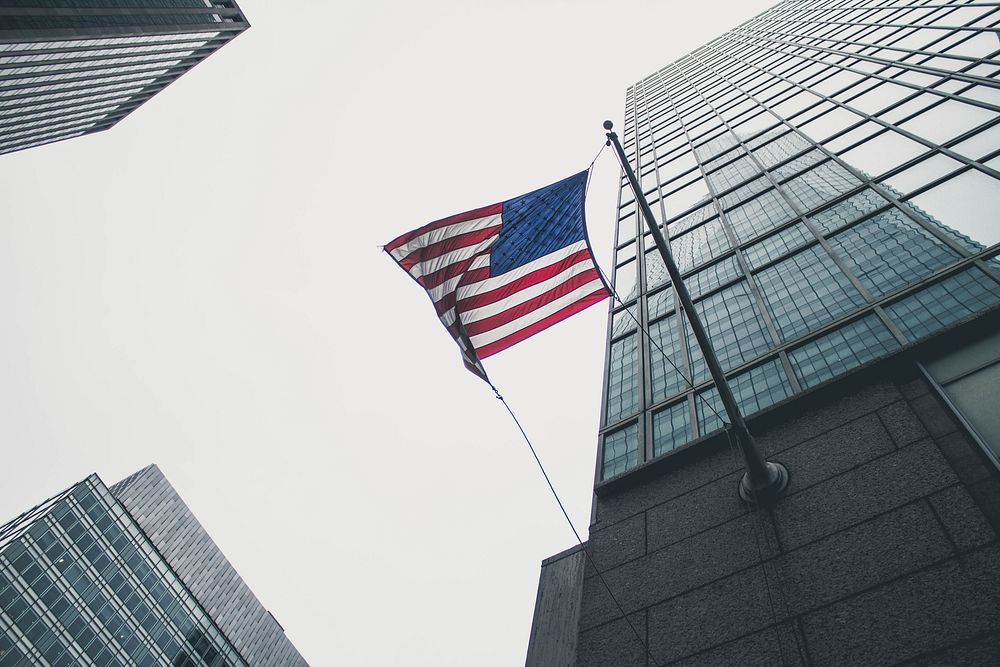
xmin=391 ymin=214 xmax=502 ymax=264
xmin=456 ymin=247 xmax=594 ymax=312
xmin=407 ymin=239 xmax=496 ymax=281
xmin=459 ymin=261 xmax=600 ymax=324
xmin=475 ymin=288 xmax=608 ymax=359
xmin=465 ymin=279 xmax=604 ymax=350
xmin=464 ymin=270 xmax=604 ymax=337
xmin=385 ymin=203 xmax=502 ymax=253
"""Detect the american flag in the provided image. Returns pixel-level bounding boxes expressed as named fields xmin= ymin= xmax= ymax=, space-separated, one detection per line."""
xmin=385 ymin=170 xmax=609 ymax=380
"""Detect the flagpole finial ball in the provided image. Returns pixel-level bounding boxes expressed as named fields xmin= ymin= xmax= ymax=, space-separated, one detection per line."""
xmin=603 ymin=120 xmax=614 ymax=130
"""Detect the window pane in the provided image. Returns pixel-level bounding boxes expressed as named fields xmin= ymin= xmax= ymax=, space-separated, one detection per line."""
xmin=650 ymin=314 xmax=688 ymax=403
xmin=827 ymin=208 xmax=959 ymax=298
xmin=648 ymin=287 xmax=674 ymax=322
xmin=809 ymin=188 xmax=890 ymax=235
xmin=839 ymin=130 xmax=929 ymax=179
xmin=886 ymin=267 xmax=1000 ymax=341
xmin=781 ymin=160 xmax=863 ymax=214
xmin=754 ymin=245 xmax=867 ymax=341
xmin=726 ymin=189 xmax=798 ymax=244
xmin=688 ymin=281 xmax=774 ymax=382
xmin=652 ymin=401 xmax=692 ymax=456
xmin=743 ymin=223 xmax=812 ymax=269
xmin=789 ymin=315 xmax=900 ymax=389
xmin=611 ymin=305 xmax=638 ymax=339
xmin=606 ymin=333 xmax=640 ymax=424
xmin=687 ymin=255 xmax=743 ymax=299
xmin=697 ymin=358 xmax=792 ymax=435
xmin=671 ymin=217 xmax=732 ymax=272
xmin=601 ymin=423 xmax=640 ymax=479
xmin=614 ymin=260 xmax=638 ymax=300
xmin=905 ymin=168 xmax=1000 ymax=249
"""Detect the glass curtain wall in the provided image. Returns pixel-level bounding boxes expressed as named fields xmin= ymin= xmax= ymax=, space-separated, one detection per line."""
xmin=600 ymin=0 xmax=1000 ymax=480
xmin=0 ymin=2 xmax=247 ymax=155
xmin=0 ymin=476 xmax=246 ymax=667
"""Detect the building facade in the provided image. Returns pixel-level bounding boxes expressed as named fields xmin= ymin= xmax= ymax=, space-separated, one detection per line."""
xmin=110 ymin=466 xmax=308 ymax=667
xmin=0 ymin=1 xmax=249 ymax=156
xmin=528 ymin=0 xmax=1000 ymax=663
xmin=0 ymin=466 xmax=306 ymax=666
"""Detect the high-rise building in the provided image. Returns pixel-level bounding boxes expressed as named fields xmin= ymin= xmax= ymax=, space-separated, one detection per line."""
xmin=527 ymin=0 xmax=1000 ymax=664
xmin=0 ymin=1 xmax=249 ymax=156
xmin=0 ymin=465 xmax=307 ymax=666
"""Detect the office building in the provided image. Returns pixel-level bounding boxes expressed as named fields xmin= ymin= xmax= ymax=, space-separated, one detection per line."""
xmin=0 ymin=1 xmax=249 ymax=156
xmin=0 ymin=465 xmax=307 ymax=666
xmin=527 ymin=0 xmax=1000 ymax=664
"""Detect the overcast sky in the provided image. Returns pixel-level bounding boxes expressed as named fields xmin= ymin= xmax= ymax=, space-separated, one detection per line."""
xmin=0 ymin=1 xmax=777 ymax=663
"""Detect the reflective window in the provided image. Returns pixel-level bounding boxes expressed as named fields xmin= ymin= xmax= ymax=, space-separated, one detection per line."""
xmin=671 ymin=218 xmax=731 ymax=273
xmin=697 ymin=358 xmax=793 ymax=435
xmin=686 ymin=255 xmax=743 ymax=299
xmin=887 ymin=267 xmax=1000 ymax=341
xmin=808 ymin=188 xmax=890 ymax=235
xmin=827 ymin=208 xmax=959 ymax=298
xmin=905 ymin=168 xmax=1000 ymax=249
xmin=789 ymin=315 xmax=900 ymax=389
xmin=602 ymin=423 xmax=640 ymax=479
xmin=743 ymin=223 xmax=812 ymax=269
xmin=754 ymin=245 xmax=866 ymax=341
xmin=781 ymin=161 xmax=862 ymax=214
xmin=652 ymin=401 xmax=692 ymax=456
xmin=725 ymin=189 xmax=797 ymax=243
xmin=606 ymin=333 xmax=640 ymax=424
xmin=649 ymin=314 xmax=688 ymax=403
xmin=688 ymin=281 xmax=773 ymax=382
xmin=610 ymin=305 xmax=638 ymax=339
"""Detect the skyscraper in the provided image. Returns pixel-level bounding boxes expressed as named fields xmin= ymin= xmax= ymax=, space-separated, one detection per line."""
xmin=0 ymin=1 xmax=249 ymax=156
xmin=0 ymin=465 xmax=307 ymax=666
xmin=527 ymin=0 xmax=1000 ymax=663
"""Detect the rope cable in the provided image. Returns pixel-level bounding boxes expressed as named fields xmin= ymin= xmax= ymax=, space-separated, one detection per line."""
xmin=489 ymin=382 xmax=660 ymax=667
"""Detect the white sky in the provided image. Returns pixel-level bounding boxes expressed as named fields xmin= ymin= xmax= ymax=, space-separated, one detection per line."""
xmin=0 ymin=1 xmax=776 ymax=664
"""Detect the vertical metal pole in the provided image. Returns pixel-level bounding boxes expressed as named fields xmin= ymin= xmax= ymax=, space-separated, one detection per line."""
xmin=604 ymin=120 xmax=789 ymax=504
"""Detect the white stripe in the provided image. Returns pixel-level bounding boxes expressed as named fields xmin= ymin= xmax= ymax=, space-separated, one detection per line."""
xmin=456 ymin=240 xmax=589 ymax=298
xmin=427 ymin=274 xmax=464 ymax=304
xmin=389 ymin=213 xmax=501 ymax=261
xmin=439 ymin=307 xmax=456 ymax=329
xmin=407 ymin=237 xmax=495 ymax=280
xmin=467 ymin=277 xmax=605 ymax=348
xmin=459 ymin=260 xmax=597 ymax=323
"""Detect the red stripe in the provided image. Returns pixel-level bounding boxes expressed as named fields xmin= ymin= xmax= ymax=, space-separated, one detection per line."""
xmin=455 ymin=248 xmax=593 ymax=311
xmin=435 ymin=292 xmax=456 ymax=317
xmin=398 ymin=224 xmax=501 ymax=272
xmin=430 ymin=265 xmax=491 ymax=313
xmin=463 ymin=270 xmax=604 ymax=336
xmin=417 ymin=257 xmax=476 ymax=290
xmin=476 ymin=289 xmax=608 ymax=358
xmin=385 ymin=202 xmax=503 ymax=252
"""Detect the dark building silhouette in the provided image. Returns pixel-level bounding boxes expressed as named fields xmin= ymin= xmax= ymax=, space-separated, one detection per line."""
xmin=0 ymin=465 xmax=307 ymax=666
xmin=527 ymin=0 xmax=1000 ymax=663
xmin=0 ymin=1 xmax=249 ymax=155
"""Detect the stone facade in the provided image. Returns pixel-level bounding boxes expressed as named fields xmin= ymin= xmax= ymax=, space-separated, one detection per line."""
xmin=528 ymin=354 xmax=1000 ymax=665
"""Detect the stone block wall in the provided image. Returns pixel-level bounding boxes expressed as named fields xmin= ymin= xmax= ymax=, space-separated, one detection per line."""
xmin=528 ymin=363 xmax=1000 ymax=665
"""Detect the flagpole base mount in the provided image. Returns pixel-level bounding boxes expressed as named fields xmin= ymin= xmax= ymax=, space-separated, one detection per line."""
xmin=738 ymin=462 xmax=789 ymax=506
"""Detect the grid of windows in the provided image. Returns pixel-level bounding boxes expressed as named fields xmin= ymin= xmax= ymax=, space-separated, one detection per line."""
xmin=0 ymin=476 xmax=246 ymax=667
xmin=599 ymin=0 xmax=1000 ymax=480
xmin=0 ymin=3 xmax=248 ymax=155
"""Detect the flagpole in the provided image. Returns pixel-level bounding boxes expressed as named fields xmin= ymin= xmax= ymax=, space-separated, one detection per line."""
xmin=603 ymin=120 xmax=789 ymax=504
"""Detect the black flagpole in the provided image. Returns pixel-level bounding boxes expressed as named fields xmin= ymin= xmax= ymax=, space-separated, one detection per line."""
xmin=604 ymin=120 xmax=789 ymax=504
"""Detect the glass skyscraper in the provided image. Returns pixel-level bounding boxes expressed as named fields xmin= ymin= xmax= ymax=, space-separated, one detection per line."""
xmin=600 ymin=0 xmax=1000 ymax=481
xmin=0 ymin=1 xmax=249 ymax=156
xmin=0 ymin=466 xmax=306 ymax=666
